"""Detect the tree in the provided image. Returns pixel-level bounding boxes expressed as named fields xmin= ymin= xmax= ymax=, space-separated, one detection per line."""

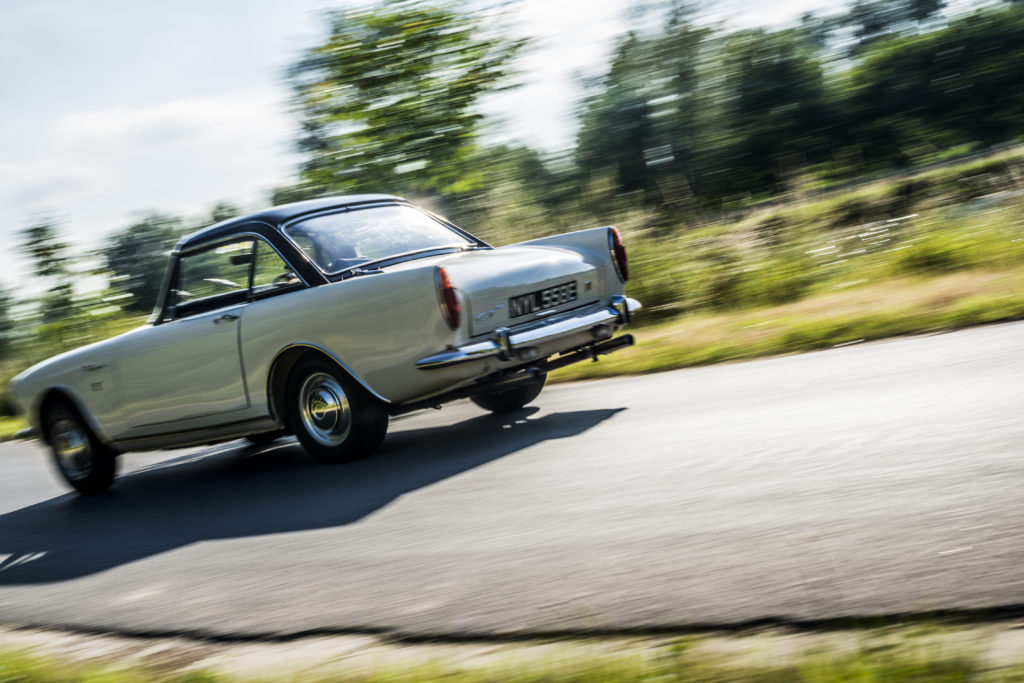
xmin=103 ymin=214 xmax=184 ymax=314
xmin=843 ymin=4 xmax=1024 ymax=165
xmin=575 ymin=32 xmax=658 ymax=196
xmin=798 ymin=11 xmax=838 ymax=49
xmin=19 ymin=217 xmax=74 ymax=323
xmin=0 ymin=285 xmax=13 ymax=357
xmin=20 ymin=217 xmax=70 ymax=280
xmin=449 ymin=144 xmax=568 ymax=243
xmin=906 ymin=0 xmax=945 ymax=23
xmin=575 ymin=7 xmax=712 ymax=210
xmin=715 ymin=29 xmax=830 ymax=196
xmin=288 ymin=0 xmax=526 ymax=198
xmin=210 ymin=201 xmax=241 ymax=224
xmin=844 ymin=0 xmax=946 ymax=50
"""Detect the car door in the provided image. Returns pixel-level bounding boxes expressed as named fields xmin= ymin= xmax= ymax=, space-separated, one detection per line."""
xmin=116 ymin=238 xmax=255 ymax=431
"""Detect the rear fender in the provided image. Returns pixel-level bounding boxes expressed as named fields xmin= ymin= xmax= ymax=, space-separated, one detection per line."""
xmin=513 ymin=227 xmax=624 ymax=297
xmin=240 ymin=264 xmax=461 ymax=406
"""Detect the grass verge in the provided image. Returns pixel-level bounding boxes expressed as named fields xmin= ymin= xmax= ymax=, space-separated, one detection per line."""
xmin=0 ymin=415 xmax=27 ymax=442
xmin=2 ymin=623 xmax=1024 ymax=682
xmin=553 ymin=269 xmax=1024 ymax=382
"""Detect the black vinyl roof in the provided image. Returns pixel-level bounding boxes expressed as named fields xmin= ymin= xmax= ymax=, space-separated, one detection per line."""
xmin=176 ymin=194 xmax=402 ymax=252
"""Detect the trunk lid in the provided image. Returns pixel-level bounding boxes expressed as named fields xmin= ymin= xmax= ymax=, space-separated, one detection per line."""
xmin=432 ymin=246 xmax=601 ymax=337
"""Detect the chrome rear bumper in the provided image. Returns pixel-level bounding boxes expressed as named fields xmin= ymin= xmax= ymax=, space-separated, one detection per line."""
xmin=416 ymin=296 xmax=642 ymax=370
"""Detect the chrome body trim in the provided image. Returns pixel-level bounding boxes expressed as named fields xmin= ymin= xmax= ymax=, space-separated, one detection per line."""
xmin=493 ymin=327 xmax=511 ymax=361
xmin=416 ymin=297 xmax=642 ymax=370
xmin=610 ymin=294 xmax=631 ymax=323
xmin=108 ymin=416 xmax=282 ymax=452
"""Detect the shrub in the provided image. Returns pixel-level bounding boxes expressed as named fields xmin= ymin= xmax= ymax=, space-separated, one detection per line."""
xmin=892 ymin=232 xmax=966 ymax=275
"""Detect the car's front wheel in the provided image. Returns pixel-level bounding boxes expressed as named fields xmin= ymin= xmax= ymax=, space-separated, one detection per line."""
xmin=471 ymin=372 xmax=547 ymax=413
xmin=286 ymin=357 xmax=388 ymax=463
xmin=43 ymin=398 xmax=118 ymax=494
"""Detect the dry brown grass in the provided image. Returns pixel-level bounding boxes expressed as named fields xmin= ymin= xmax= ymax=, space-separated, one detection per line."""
xmin=554 ymin=269 xmax=1024 ymax=382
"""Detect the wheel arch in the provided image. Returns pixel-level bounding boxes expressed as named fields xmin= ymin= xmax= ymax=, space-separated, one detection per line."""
xmin=34 ymin=386 xmax=110 ymax=447
xmin=266 ymin=343 xmax=390 ymax=426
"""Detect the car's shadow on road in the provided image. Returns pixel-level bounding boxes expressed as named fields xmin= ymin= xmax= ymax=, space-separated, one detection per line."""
xmin=0 ymin=406 xmax=623 ymax=585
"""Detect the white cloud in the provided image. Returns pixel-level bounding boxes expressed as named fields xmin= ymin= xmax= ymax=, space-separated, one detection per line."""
xmin=0 ymin=163 xmax=103 ymax=209
xmin=51 ymin=93 xmax=290 ymax=158
xmin=0 ymin=88 xmax=298 ymax=250
xmin=0 ymin=87 xmax=303 ymax=292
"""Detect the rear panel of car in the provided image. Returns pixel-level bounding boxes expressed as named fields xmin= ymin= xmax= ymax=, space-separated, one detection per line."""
xmin=431 ymin=246 xmax=604 ymax=338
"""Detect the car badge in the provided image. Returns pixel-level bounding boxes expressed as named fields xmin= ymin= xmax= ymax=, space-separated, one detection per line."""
xmin=474 ymin=303 xmax=504 ymax=322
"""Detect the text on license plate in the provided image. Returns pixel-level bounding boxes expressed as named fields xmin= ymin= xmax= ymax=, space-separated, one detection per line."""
xmin=509 ymin=281 xmax=578 ymax=318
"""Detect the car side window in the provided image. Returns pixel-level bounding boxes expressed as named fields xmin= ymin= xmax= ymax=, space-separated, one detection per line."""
xmin=170 ymin=240 xmax=254 ymax=320
xmin=251 ymin=240 xmax=303 ymax=297
xmin=166 ymin=237 xmax=306 ymax=321
xmin=179 ymin=240 xmax=253 ymax=299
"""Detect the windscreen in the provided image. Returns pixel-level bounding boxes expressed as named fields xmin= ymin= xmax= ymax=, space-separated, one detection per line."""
xmin=285 ymin=205 xmax=472 ymax=273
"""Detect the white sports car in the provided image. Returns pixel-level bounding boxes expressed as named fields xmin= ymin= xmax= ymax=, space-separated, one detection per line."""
xmin=10 ymin=195 xmax=641 ymax=493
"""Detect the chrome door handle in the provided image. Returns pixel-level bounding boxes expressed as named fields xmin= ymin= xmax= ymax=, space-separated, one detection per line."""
xmin=213 ymin=313 xmax=240 ymax=324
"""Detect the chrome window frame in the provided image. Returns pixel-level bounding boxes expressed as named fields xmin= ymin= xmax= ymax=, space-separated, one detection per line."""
xmin=154 ymin=232 xmax=311 ymax=325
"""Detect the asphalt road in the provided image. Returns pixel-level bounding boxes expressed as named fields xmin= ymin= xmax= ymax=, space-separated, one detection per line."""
xmin=1 ymin=322 xmax=1022 ymax=639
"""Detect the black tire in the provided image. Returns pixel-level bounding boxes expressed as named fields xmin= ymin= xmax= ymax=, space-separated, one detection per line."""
xmin=244 ymin=429 xmax=288 ymax=447
xmin=286 ymin=356 xmax=388 ymax=463
xmin=471 ymin=372 xmax=547 ymax=413
xmin=43 ymin=398 xmax=118 ymax=494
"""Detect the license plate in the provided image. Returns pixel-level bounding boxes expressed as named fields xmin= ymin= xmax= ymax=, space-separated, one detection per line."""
xmin=509 ymin=281 xmax=578 ymax=318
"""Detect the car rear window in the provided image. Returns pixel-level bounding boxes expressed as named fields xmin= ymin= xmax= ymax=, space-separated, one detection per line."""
xmin=285 ymin=205 xmax=472 ymax=273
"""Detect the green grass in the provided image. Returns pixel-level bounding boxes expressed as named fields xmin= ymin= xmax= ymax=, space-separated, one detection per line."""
xmin=2 ymin=626 xmax=1024 ymax=682
xmin=0 ymin=415 xmax=27 ymax=442
xmin=0 ymin=649 xmax=217 ymax=682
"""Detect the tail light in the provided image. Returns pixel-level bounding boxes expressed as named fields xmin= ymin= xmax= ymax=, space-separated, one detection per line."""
xmin=436 ymin=266 xmax=461 ymax=329
xmin=608 ymin=227 xmax=629 ymax=282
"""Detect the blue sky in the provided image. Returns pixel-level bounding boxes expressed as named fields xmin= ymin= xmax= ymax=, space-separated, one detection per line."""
xmin=0 ymin=0 xmax=832 ymax=291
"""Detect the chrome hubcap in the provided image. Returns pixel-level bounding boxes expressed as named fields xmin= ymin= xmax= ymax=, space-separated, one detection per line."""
xmin=299 ymin=372 xmax=352 ymax=446
xmin=52 ymin=417 xmax=92 ymax=481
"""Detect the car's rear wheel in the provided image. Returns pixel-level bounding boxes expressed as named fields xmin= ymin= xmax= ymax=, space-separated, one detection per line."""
xmin=244 ymin=429 xmax=288 ymax=447
xmin=43 ymin=398 xmax=118 ymax=494
xmin=286 ymin=357 xmax=388 ymax=463
xmin=471 ymin=372 xmax=547 ymax=413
